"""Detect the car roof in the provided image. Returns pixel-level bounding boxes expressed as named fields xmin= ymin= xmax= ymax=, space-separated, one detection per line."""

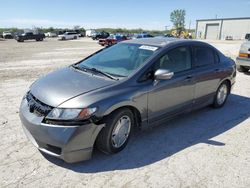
xmin=123 ymin=37 xmax=209 ymax=48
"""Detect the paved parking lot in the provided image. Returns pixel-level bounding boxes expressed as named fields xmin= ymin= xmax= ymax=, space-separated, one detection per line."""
xmin=0 ymin=38 xmax=250 ymax=188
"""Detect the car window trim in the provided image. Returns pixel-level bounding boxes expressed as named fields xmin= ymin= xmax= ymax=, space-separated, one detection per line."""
xmin=214 ymin=50 xmax=220 ymax=64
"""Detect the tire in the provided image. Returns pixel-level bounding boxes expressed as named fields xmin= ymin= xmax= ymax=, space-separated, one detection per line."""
xmin=96 ymin=108 xmax=134 ymax=154
xmin=62 ymin=37 xmax=65 ymax=40
xmin=74 ymin=36 xmax=77 ymax=39
xmin=237 ymin=65 xmax=249 ymax=73
xmin=212 ymin=81 xmax=230 ymax=108
xmin=40 ymin=38 xmax=43 ymax=41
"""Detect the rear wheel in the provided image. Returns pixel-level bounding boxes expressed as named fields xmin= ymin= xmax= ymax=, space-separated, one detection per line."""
xmin=213 ymin=81 xmax=230 ymax=108
xmin=74 ymin=36 xmax=77 ymax=39
xmin=237 ymin=65 xmax=249 ymax=73
xmin=96 ymin=108 xmax=134 ymax=154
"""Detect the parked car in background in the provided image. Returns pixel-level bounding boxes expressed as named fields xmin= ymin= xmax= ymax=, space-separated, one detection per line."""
xmin=92 ymin=31 xmax=109 ymax=40
xmin=225 ymin=36 xmax=233 ymax=40
xmin=44 ymin=32 xmax=57 ymax=38
xmin=14 ymin=32 xmax=45 ymax=42
xmin=165 ymin=34 xmax=175 ymax=38
xmin=19 ymin=38 xmax=236 ymax=163
xmin=86 ymin=29 xmax=97 ymax=37
xmin=245 ymin=33 xmax=250 ymax=40
xmin=236 ymin=40 xmax=250 ymax=72
xmin=58 ymin=32 xmax=79 ymax=40
xmin=132 ymin=33 xmax=154 ymax=39
xmin=2 ymin=31 xmax=13 ymax=39
xmin=98 ymin=35 xmax=127 ymax=46
xmin=74 ymin=30 xmax=85 ymax=37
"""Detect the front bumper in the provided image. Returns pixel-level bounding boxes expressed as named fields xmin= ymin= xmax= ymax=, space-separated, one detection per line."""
xmin=19 ymin=98 xmax=104 ymax=163
xmin=236 ymin=57 xmax=250 ymax=67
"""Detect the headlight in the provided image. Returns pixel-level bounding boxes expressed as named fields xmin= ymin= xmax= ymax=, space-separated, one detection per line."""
xmin=46 ymin=107 xmax=97 ymax=120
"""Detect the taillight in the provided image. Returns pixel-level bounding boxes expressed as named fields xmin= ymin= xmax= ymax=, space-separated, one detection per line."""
xmin=239 ymin=53 xmax=249 ymax=58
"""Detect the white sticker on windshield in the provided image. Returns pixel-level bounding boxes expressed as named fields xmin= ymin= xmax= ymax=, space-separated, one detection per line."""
xmin=139 ymin=45 xmax=158 ymax=51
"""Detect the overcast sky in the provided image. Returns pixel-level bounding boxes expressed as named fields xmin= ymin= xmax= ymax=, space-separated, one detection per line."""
xmin=0 ymin=0 xmax=250 ymax=30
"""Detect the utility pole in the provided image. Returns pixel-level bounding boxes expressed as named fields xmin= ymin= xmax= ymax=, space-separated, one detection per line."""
xmin=165 ymin=25 xmax=170 ymax=33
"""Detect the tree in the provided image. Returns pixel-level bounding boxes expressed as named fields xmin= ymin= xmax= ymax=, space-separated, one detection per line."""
xmin=48 ymin=27 xmax=55 ymax=32
xmin=73 ymin=25 xmax=81 ymax=30
xmin=170 ymin=9 xmax=186 ymax=29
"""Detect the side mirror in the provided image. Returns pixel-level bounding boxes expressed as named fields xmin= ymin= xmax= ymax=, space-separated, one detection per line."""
xmin=154 ymin=69 xmax=174 ymax=80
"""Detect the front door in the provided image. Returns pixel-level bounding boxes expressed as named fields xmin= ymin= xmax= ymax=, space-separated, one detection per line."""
xmin=147 ymin=46 xmax=195 ymax=123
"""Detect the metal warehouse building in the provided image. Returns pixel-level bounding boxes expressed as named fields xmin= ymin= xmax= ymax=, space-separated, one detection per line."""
xmin=196 ymin=17 xmax=250 ymax=40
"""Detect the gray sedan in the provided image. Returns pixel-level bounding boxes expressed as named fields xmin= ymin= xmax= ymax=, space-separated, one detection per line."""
xmin=236 ymin=40 xmax=250 ymax=72
xmin=19 ymin=38 xmax=236 ymax=163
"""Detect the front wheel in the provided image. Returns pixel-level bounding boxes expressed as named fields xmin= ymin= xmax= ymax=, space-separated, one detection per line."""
xmin=96 ymin=108 xmax=134 ymax=154
xmin=213 ymin=82 xmax=230 ymax=108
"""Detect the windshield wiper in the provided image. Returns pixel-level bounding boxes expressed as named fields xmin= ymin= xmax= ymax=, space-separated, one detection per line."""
xmin=89 ymin=68 xmax=119 ymax=80
xmin=72 ymin=64 xmax=85 ymax=71
xmin=72 ymin=64 xmax=118 ymax=80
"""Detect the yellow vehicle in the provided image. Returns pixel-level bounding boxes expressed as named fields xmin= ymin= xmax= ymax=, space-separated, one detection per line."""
xmin=171 ymin=29 xmax=191 ymax=39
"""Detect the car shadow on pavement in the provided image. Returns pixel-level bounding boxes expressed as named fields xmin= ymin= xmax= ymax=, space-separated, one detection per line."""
xmin=43 ymin=94 xmax=250 ymax=173
xmin=243 ymin=72 xmax=250 ymax=75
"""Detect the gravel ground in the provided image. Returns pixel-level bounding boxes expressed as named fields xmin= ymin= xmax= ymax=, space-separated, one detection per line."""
xmin=0 ymin=38 xmax=250 ymax=188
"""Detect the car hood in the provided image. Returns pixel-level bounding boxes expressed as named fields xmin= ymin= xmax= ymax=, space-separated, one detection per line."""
xmin=30 ymin=67 xmax=115 ymax=107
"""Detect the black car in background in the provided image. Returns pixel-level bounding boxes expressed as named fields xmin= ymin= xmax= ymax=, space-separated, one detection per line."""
xmin=14 ymin=32 xmax=45 ymax=42
xmin=92 ymin=31 xmax=110 ymax=40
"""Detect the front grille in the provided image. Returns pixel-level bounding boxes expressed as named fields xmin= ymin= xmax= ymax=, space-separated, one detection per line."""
xmin=26 ymin=92 xmax=53 ymax=116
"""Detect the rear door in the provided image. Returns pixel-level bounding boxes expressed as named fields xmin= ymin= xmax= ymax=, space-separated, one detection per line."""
xmin=192 ymin=45 xmax=221 ymax=105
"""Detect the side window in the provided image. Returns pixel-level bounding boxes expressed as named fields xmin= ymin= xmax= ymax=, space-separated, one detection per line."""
xmin=193 ymin=46 xmax=215 ymax=67
xmin=155 ymin=46 xmax=191 ymax=73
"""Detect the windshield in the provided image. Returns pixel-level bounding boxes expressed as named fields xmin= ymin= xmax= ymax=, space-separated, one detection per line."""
xmin=77 ymin=43 xmax=158 ymax=77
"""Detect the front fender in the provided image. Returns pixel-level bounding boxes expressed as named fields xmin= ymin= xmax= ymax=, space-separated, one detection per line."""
xmin=102 ymin=100 xmax=138 ymax=116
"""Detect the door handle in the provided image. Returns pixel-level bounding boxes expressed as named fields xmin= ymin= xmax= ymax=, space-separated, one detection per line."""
xmin=185 ymin=75 xmax=193 ymax=81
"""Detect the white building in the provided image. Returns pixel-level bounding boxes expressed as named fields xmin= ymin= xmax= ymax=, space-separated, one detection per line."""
xmin=196 ymin=17 xmax=250 ymax=40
